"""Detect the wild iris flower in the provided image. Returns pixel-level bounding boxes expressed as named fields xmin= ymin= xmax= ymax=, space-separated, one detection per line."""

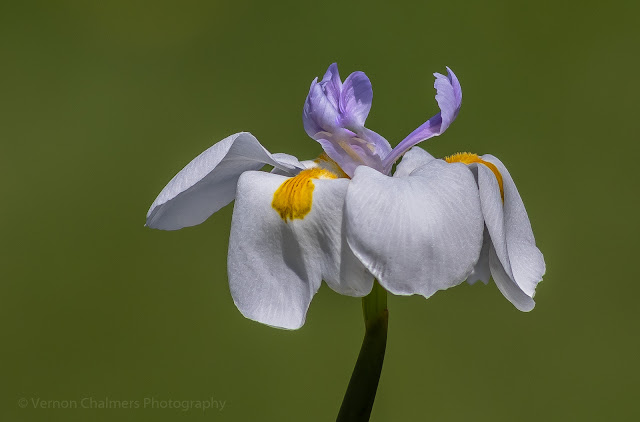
xmin=146 ymin=64 xmax=545 ymax=329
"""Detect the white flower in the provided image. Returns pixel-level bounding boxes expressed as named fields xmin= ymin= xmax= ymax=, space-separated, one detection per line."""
xmin=146 ymin=64 xmax=544 ymax=329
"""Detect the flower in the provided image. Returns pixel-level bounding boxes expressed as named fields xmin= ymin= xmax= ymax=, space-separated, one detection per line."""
xmin=146 ymin=64 xmax=543 ymax=329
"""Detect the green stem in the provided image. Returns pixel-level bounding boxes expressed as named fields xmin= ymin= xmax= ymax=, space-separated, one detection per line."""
xmin=337 ymin=281 xmax=388 ymax=422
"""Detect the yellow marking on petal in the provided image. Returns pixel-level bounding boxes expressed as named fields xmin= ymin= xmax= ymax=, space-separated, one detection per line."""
xmin=313 ymin=152 xmax=332 ymax=163
xmin=314 ymin=153 xmax=349 ymax=178
xmin=271 ymin=168 xmax=338 ymax=222
xmin=445 ymin=152 xmax=504 ymax=200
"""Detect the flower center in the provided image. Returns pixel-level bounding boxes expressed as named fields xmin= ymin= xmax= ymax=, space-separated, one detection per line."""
xmin=445 ymin=152 xmax=504 ymax=200
xmin=271 ymin=167 xmax=338 ymax=222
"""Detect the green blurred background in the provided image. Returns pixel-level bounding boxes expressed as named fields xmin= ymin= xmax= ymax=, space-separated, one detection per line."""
xmin=1 ymin=0 xmax=638 ymax=421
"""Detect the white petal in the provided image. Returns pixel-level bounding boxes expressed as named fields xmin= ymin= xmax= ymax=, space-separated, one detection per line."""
xmin=483 ymin=155 xmax=545 ymax=298
xmin=269 ymin=153 xmax=307 ymax=176
xmin=146 ymin=132 xmax=301 ymax=230
xmin=228 ymin=171 xmax=372 ymax=330
xmin=466 ymin=229 xmax=491 ymax=285
xmin=271 ymin=152 xmax=303 ymax=169
xmin=475 ymin=163 xmax=512 ymax=280
xmin=489 ymin=246 xmax=535 ymax=311
xmin=345 ymin=160 xmax=484 ymax=298
xmin=392 ymin=146 xmax=435 ymax=178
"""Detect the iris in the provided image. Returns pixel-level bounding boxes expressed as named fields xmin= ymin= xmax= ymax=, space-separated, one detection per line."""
xmin=146 ymin=64 xmax=544 ymax=330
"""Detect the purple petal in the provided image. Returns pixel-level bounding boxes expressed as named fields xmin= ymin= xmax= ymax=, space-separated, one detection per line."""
xmin=321 ymin=63 xmax=343 ymax=110
xmin=316 ymin=130 xmax=386 ymax=177
xmin=435 ymin=66 xmax=462 ymax=132
xmin=316 ymin=138 xmax=362 ymax=177
xmin=302 ymin=78 xmax=322 ymax=136
xmin=358 ymin=127 xmax=392 ymax=162
xmin=303 ymin=77 xmax=340 ymax=138
xmin=302 ymin=63 xmax=391 ymax=175
xmin=382 ymin=67 xmax=462 ymax=171
xmin=339 ymin=71 xmax=373 ymax=128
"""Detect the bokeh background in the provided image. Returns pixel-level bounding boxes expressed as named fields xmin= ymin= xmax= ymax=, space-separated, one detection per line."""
xmin=2 ymin=0 xmax=638 ymax=421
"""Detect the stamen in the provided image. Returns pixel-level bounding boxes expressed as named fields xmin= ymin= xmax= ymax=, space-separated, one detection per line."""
xmin=445 ymin=152 xmax=504 ymax=200
xmin=271 ymin=168 xmax=338 ymax=222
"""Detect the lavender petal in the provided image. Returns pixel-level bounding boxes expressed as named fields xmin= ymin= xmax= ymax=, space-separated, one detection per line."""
xmin=339 ymin=71 xmax=373 ymax=128
xmin=382 ymin=67 xmax=462 ymax=171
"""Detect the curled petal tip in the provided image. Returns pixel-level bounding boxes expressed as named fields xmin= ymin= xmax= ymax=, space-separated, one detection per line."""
xmin=382 ymin=66 xmax=464 ymax=170
xmin=322 ymin=63 xmax=342 ymax=93
xmin=434 ymin=66 xmax=462 ymax=132
xmin=447 ymin=67 xmax=462 ymax=102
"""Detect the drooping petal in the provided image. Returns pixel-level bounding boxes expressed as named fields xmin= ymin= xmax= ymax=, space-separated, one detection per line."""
xmin=344 ymin=159 xmax=483 ymax=298
xmin=482 ymin=155 xmax=545 ymax=298
xmin=475 ymin=162 xmax=513 ymax=281
xmin=382 ymin=67 xmax=463 ymax=171
xmin=228 ymin=171 xmax=373 ymax=329
xmin=146 ymin=132 xmax=302 ymax=231
xmin=466 ymin=229 xmax=491 ymax=285
xmin=339 ymin=71 xmax=373 ymax=128
xmin=489 ymin=246 xmax=535 ymax=311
